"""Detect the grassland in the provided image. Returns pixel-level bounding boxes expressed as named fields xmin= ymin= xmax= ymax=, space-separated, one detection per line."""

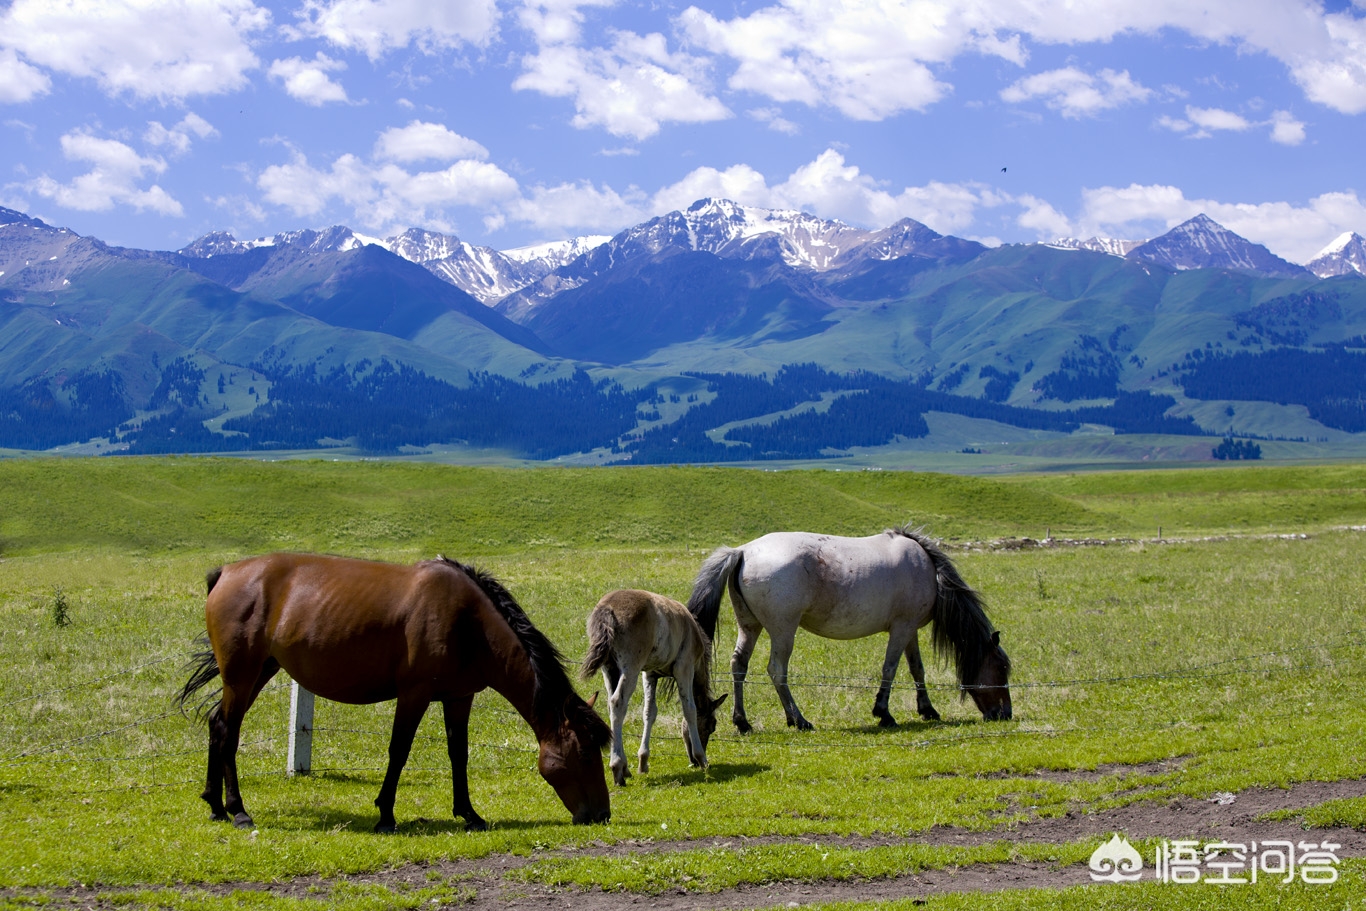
xmin=2 ymin=458 xmax=1365 ymax=909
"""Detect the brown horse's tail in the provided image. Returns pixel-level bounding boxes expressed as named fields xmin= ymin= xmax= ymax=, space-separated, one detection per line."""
xmin=580 ymin=607 xmax=617 ymax=680
xmin=178 ymin=635 xmax=221 ymax=721
xmin=178 ymin=567 xmax=225 ymax=721
xmin=686 ymin=546 xmax=743 ymax=644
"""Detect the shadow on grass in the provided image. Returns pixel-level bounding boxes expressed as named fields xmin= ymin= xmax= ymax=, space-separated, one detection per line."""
xmin=634 ymin=761 xmax=768 ymax=788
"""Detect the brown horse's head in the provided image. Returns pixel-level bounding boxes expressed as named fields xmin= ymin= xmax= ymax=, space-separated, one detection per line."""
xmin=538 ymin=692 xmax=612 ymax=824
xmin=967 ymin=630 xmax=1012 ymax=721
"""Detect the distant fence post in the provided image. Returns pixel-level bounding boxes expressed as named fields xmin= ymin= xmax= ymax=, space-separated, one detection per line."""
xmin=288 ymin=681 xmax=315 ymax=776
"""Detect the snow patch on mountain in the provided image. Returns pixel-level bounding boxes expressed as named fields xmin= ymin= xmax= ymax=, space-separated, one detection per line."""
xmin=1046 ymin=236 xmax=1145 ymax=256
xmin=1307 ymin=232 xmax=1366 ymax=278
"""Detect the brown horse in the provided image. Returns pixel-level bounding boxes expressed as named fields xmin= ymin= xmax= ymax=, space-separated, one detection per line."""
xmin=179 ymin=553 xmax=611 ymax=832
xmin=581 ymin=589 xmax=726 ymax=786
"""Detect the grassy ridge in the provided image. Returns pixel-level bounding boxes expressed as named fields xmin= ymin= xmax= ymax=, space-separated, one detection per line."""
xmin=6 ymin=458 xmax=1366 ymax=559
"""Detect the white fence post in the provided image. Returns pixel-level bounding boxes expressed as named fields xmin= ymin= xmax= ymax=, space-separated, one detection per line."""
xmin=288 ymin=681 xmax=315 ymax=776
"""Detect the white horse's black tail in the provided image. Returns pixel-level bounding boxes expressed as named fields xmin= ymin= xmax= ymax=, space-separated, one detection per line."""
xmin=686 ymin=546 xmax=743 ymax=643
xmin=893 ymin=527 xmax=1005 ymax=700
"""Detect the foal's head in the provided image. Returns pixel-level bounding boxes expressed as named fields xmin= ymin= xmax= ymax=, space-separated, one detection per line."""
xmin=966 ymin=631 xmax=1012 ymax=721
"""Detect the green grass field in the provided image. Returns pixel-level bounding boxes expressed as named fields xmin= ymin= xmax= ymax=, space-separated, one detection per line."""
xmin=2 ymin=459 xmax=1365 ymax=908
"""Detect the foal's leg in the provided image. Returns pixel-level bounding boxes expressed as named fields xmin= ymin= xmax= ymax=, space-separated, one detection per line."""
xmin=212 ymin=658 xmax=279 ymax=828
xmin=766 ymin=627 xmax=812 ymax=731
xmin=904 ymin=634 xmax=940 ymax=721
xmin=872 ymin=625 xmax=915 ymax=727
xmin=605 ymin=665 xmax=639 ymax=786
xmin=730 ymin=604 xmax=764 ymax=734
xmin=674 ymin=664 xmax=707 ymax=767
xmin=442 ymin=695 xmax=488 ymax=832
xmin=374 ymin=693 xmax=430 ymax=833
xmin=638 ymin=672 xmax=658 ymax=774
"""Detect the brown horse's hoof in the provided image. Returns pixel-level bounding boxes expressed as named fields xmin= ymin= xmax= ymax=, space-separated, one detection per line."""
xmin=374 ymin=820 xmax=397 ymax=834
xmin=464 ymin=817 xmax=489 ymax=832
xmin=877 ymin=715 xmax=898 ymax=728
xmin=231 ymin=813 xmax=255 ymax=829
xmin=919 ymin=708 xmax=941 ymax=722
xmin=734 ymin=717 xmax=752 ymax=734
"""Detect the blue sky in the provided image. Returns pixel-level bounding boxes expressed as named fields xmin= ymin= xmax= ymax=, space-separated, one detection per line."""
xmin=2 ymin=0 xmax=1364 ymax=264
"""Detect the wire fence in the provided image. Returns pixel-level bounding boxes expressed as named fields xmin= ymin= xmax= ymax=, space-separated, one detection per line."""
xmin=1 ymin=633 xmax=1362 ymax=791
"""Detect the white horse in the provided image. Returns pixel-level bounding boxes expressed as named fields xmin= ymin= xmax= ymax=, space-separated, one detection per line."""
xmin=687 ymin=526 xmax=1011 ymax=732
xmin=581 ymin=589 xmax=727 ymax=786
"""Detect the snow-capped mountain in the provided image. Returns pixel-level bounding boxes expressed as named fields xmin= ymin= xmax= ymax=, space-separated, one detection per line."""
xmin=179 ymin=225 xmax=580 ymax=304
xmin=1047 ymin=236 xmax=1145 ymax=256
xmin=1125 ymin=214 xmax=1311 ymax=278
xmin=386 ymin=228 xmax=551 ymax=304
xmin=179 ymin=225 xmax=383 ymax=258
xmin=495 ymin=198 xmax=985 ymax=321
xmin=1307 ymin=232 xmax=1366 ymax=278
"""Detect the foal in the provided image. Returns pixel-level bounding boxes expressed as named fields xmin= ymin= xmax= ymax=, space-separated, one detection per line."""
xmin=582 ymin=589 xmax=727 ymax=786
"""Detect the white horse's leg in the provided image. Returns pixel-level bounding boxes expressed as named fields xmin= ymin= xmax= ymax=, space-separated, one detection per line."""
xmin=605 ymin=666 xmax=638 ymax=786
xmin=730 ymin=603 xmax=763 ymax=734
xmin=873 ymin=625 xmax=915 ymax=727
xmin=637 ymin=672 xmax=657 ymax=774
xmin=904 ymin=633 xmax=941 ymax=721
xmin=766 ymin=627 xmax=812 ymax=731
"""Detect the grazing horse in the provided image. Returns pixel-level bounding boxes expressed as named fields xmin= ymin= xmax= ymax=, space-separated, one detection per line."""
xmin=687 ymin=527 xmax=1011 ymax=732
xmin=178 ymin=553 xmax=611 ymax=832
xmin=581 ymin=589 xmax=727 ymax=786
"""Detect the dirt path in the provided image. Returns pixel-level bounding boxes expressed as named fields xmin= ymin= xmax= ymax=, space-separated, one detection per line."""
xmin=9 ymin=775 xmax=1364 ymax=909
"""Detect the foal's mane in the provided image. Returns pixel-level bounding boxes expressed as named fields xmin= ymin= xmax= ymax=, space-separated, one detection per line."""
xmin=432 ymin=556 xmax=609 ymax=746
xmin=886 ymin=526 xmax=1009 ymax=696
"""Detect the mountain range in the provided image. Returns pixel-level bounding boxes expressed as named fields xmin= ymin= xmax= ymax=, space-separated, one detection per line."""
xmin=2 ymin=200 xmax=1364 ymax=461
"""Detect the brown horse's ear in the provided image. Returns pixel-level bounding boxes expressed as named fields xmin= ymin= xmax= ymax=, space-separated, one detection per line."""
xmin=711 ymin=693 xmax=728 ymax=710
xmin=587 ymin=690 xmax=599 ymax=709
xmin=992 ymin=630 xmax=1000 ymax=645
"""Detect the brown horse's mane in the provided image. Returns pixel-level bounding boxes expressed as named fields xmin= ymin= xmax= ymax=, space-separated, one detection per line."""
xmin=431 ymin=557 xmax=610 ymax=746
xmin=886 ymin=526 xmax=1010 ymax=697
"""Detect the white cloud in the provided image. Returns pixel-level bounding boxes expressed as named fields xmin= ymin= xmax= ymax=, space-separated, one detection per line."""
xmin=1269 ymin=110 xmax=1307 ymax=145
xmin=1185 ymin=105 xmax=1253 ymax=132
xmin=28 ymin=131 xmax=182 ymax=216
xmin=295 ymin=0 xmax=499 ymax=60
xmin=269 ymin=53 xmax=349 ymax=106
xmin=747 ymin=106 xmax=800 ymax=134
xmin=0 ymin=0 xmax=268 ymax=102
xmin=1159 ymin=104 xmax=1308 ymax=144
xmin=678 ymin=1 xmax=1366 ymax=118
xmin=257 ymin=136 xmax=519 ymax=232
xmin=650 ymin=163 xmax=771 ymax=214
xmin=145 ymin=113 xmax=218 ymax=156
xmin=647 ymin=149 xmax=1003 ymax=235
xmin=1015 ymin=194 xmax=1074 ymax=237
xmin=679 ymin=1 xmax=962 ymax=120
xmin=0 ymin=47 xmax=50 ymax=103
xmin=505 ymin=180 xmax=648 ymax=234
xmin=1076 ymin=182 xmax=1366 ymax=263
xmin=1000 ymin=67 xmax=1151 ymax=118
xmin=514 ymin=19 xmax=731 ymax=140
xmin=374 ymin=121 xmax=489 ymax=163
